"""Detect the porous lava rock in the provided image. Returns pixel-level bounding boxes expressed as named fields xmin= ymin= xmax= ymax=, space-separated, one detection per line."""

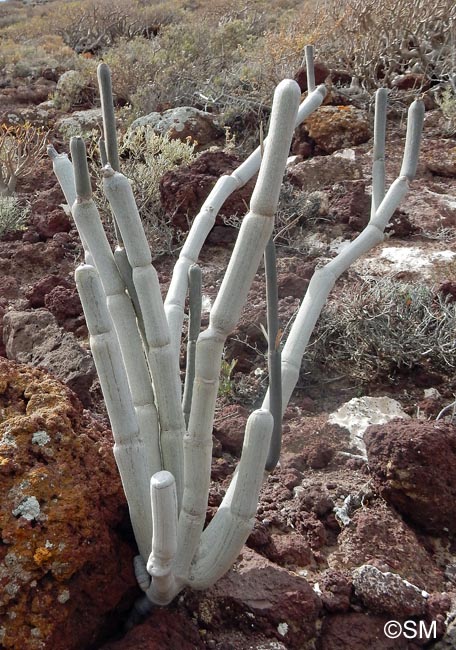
xmin=25 ymin=275 xmax=72 ymax=309
xmin=303 ymin=106 xmax=372 ymax=154
xmin=287 ymin=152 xmax=363 ymax=192
xmin=187 ymin=547 xmax=321 ymax=649
xmin=365 ymin=420 xmax=456 ymax=535
xmin=0 ymin=83 xmax=52 ymax=107
xmin=0 ymin=302 xmax=7 ymax=357
xmin=327 ymin=179 xmax=370 ymax=231
xmin=213 ymin=404 xmax=249 ymax=456
xmin=0 ymin=358 xmax=135 ymax=650
xmin=333 ymin=500 xmax=444 ymax=592
xmin=30 ymin=210 xmax=72 ymax=240
xmin=3 ymin=309 xmax=95 ymax=406
xmin=98 ymin=608 xmax=204 ymax=650
xmin=0 ymin=275 xmax=19 ymax=300
xmin=317 ymin=612 xmax=411 ymax=649
xmin=318 ymin=569 xmax=352 ymax=613
xmin=352 ymin=564 xmax=427 ymax=618
xmin=44 ymin=285 xmax=84 ymax=328
xmin=159 ymin=151 xmax=255 ymax=230
xmin=439 ymin=281 xmax=456 ymax=302
xmin=391 ymin=73 xmax=430 ymax=91
xmin=425 ymin=146 xmax=456 ymax=177
xmin=263 ymin=531 xmax=313 ymax=568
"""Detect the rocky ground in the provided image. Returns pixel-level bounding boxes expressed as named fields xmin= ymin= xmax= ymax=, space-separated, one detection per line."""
xmin=0 ymin=68 xmax=456 ymax=650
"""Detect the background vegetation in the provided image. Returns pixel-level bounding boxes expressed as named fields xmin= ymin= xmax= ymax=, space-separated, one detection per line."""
xmin=1 ymin=0 xmax=454 ymax=135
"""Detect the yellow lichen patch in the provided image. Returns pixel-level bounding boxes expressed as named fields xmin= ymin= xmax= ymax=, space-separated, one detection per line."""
xmin=304 ymin=105 xmax=372 ymax=154
xmin=0 ymin=357 xmax=131 ymax=650
xmin=33 ymin=547 xmax=53 ymax=566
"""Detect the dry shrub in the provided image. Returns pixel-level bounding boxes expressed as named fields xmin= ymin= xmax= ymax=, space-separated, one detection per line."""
xmin=51 ymin=58 xmax=99 ymax=111
xmin=46 ymin=0 xmax=181 ymax=54
xmin=86 ymin=127 xmax=196 ymax=256
xmin=0 ymin=196 xmax=30 ymax=237
xmin=103 ymin=36 xmax=160 ymax=105
xmin=0 ymin=123 xmax=48 ymax=196
xmin=0 ymin=36 xmax=76 ymax=78
xmin=436 ymin=84 xmax=456 ymax=135
xmin=318 ymin=0 xmax=456 ymax=86
xmin=308 ymin=278 xmax=456 ymax=382
xmin=243 ymin=0 xmax=456 ymax=92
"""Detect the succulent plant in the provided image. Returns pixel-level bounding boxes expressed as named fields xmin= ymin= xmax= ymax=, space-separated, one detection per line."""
xmin=48 ymin=52 xmax=424 ymax=615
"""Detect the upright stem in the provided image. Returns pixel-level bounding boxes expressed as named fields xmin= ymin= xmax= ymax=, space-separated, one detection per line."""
xmin=182 ymin=264 xmax=202 ymax=426
xmin=97 ymin=62 xmax=123 ymax=244
xmin=264 ymin=236 xmax=282 ymax=471
xmin=371 ymin=88 xmax=387 ymax=217
xmin=305 ymin=44 xmax=316 ymax=92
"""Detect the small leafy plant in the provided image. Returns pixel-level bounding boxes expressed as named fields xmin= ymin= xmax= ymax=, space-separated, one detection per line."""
xmin=0 ymin=195 xmax=29 ymax=237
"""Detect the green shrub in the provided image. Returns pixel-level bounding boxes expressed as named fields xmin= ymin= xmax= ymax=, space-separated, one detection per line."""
xmin=0 ymin=196 xmax=29 ymax=236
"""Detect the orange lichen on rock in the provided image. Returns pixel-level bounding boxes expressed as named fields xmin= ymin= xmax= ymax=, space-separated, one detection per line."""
xmin=303 ymin=105 xmax=372 ymax=154
xmin=0 ymin=358 xmax=136 ymax=650
xmin=33 ymin=547 xmax=53 ymax=567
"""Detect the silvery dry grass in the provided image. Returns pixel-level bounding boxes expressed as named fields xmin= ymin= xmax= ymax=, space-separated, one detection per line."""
xmin=308 ymin=277 xmax=456 ymax=381
xmin=0 ymin=195 xmax=29 ymax=236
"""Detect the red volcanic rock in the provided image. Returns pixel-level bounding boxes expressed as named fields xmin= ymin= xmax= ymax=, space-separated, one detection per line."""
xmin=334 ymin=500 xmax=444 ymax=592
xmin=277 ymin=270 xmax=310 ymax=299
xmin=32 ymin=210 xmax=72 ymax=240
xmin=318 ymin=612 xmax=411 ymax=649
xmin=385 ymin=209 xmax=417 ymax=237
xmin=328 ymin=180 xmax=370 ymax=231
xmin=188 ymin=547 xmax=321 ymax=649
xmin=391 ymin=73 xmax=430 ymax=91
xmin=279 ymin=418 xmax=344 ymax=473
xmin=294 ymin=62 xmax=330 ymax=92
xmin=0 ymin=358 xmax=136 ymax=650
xmin=425 ymin=146 xmax=456 ymax=177
xmin=0 ymin=302 xmax=6 ymax=357
xmin=365 ymin=420 xmax=456 ymax=535
xmin=98 ymin=609 xmax=204 ymax=650
xmin=213 ymin=404 xmax=249 ymax=456
xmin=425 ymin=592 xmax=452 ymax=638
xmin=319 ymin=569 xmax=352 ymax=613
xmin=438 ymin=281 xmax=456 ymax=302
xmin=264 ymin=531 xmax=313 ymax=568
xmin=291 ymin=127 xmax=314 ymax=158
xmin=0 ymin=83 xmax=52 ymax=107
xmin=328 ymin=69 xmax=353 ymax=86
xmin=44 ymin=285 xmax=83 ymax=325
xmin=159 ymin=151 xmax=255 ymax=230
xmin=12 ymin=240 xmax=66 ymax=270
xmin=0 ymin=274 xmax=19 ymax=300
xmin=352 ymin=564 xmax=427 ymax=618
xmin=26 ymin=275 xmax=72 ymax=308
